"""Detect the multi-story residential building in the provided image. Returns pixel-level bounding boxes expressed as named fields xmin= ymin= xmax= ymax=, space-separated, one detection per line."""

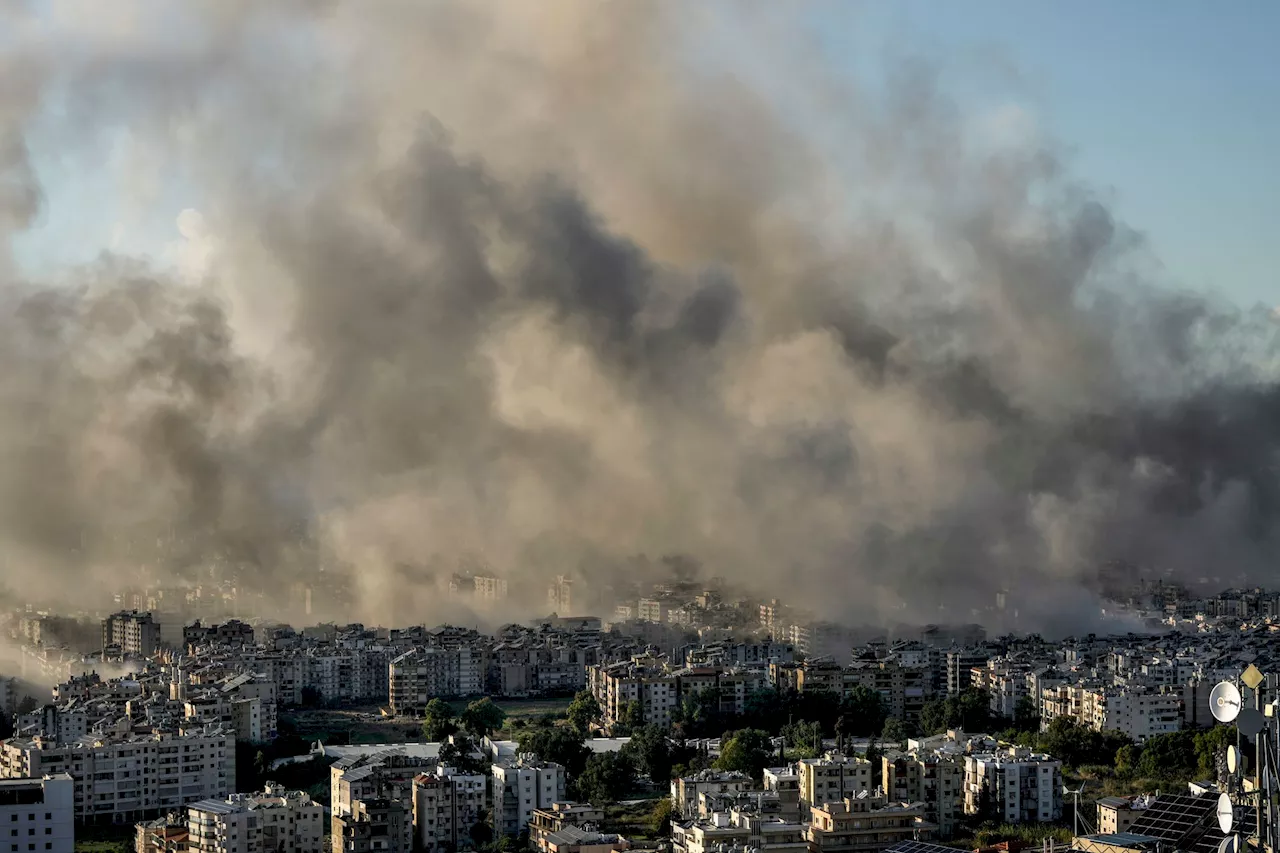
xmin=669 ymin=668 xmax=769 ymax=719
xmin=530 ymin=802 xmax=606 ymax=851
xmin=102 ymin=612 xmax=162 ymax=658
xmin=0 ymin=730 xmax=234 ymax=823
xmin=474 ymin=576 xmax=509 ymax=602
xmin=412 ymin=770 xmax=487 ymax=853
xmin=0 ymin=775 xmax=74 ymax=853
xmin=330 ymin=750 xmax=439 ymax=819
xmin=637 ymin=599 xmax=671 ymax=624
xmin=589 ymin=658 xmax=678 ymax=731
xmin=491 ymin=759 xmax=566 ymax=837
xmin=672 ymin=809 xmax=806 ymax=853
xmin=548 ymin=577 xmax=574 ymax=614
xmin=135 ymin=814 xmax=188 ymax=853
xmin=797 ymin=755 xmax=874 ymax=813
xmin=881 ymin=752 xmax=963 ymax=839
xmin=333 ymin=798 xmax=413 ymax=853
xmin=184 ymin=784 xmax=324 ymax=853
xmin=962 ymin=749 xmax=1062 ymax=824
xmin=389 ymin=648 xmax=478 ymax=715
xmin=1079 ymin=688 xmax=1182 ymax=742
xmin=671 ymin=771 xmax=752 ymax=819
xmin=805 ymin=796 xmax=936 ymax=853
xmin=762 ymin=768 xmax=802 ymax=823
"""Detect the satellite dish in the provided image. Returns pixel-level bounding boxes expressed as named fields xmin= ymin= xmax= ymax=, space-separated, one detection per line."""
xmin=1217 ymin=793 xmax=1234 ymax=834
xmin=1212 ymin=682 xmax=1243 ymax=723
xmin=1238 ymin=708 xmax=1266 ymax=737
xmin=1227 ymin=745 xmax=1238 ymax=774
xmin=1218 ymin=835 xmax=1240 ymax=853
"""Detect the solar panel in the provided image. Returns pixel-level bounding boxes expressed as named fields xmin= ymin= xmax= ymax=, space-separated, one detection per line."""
xmin=884 ymin=840 xmax=959 ymax=853
xmin=1128 ymin=794 xmax=1217 ymax=842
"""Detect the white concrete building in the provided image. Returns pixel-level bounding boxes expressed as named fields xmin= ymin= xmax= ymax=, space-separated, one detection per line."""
xmin=185 ymin=784 xmax=324 ymax=853
xmin=0 ymin=775 xmax=74 ymax=853
xmin=1080 ymin=688 xmax=1182 ymax=742
xmin=491 ymin=758 xmax=566 ymax=837
xmin=796 ymin=755 xmax=874 ymax=813
xmin=963 ymin=749 xmax=1061 ymax=824
xmin=412 ymin=769 xmax=487 ymax=853
xmin=0 ymin=730 xmax=234 ymax=823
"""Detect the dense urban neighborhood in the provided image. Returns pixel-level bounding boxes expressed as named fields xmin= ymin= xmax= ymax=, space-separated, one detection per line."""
xmin=0 ymin=577 xmax=1275 ymax=853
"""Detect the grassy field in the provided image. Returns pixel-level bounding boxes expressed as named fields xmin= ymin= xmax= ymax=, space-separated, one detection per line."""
xmin=74 ymin=824 xmax=133 ymax=853
xmin=284 ymin=696 xmax=575 ymax=746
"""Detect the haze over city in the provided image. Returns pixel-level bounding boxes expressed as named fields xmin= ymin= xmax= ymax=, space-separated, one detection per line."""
xmin=1 ymin=0 xmax=1278 ymax=636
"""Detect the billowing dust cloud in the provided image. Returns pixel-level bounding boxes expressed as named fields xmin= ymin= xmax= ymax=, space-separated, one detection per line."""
xmin=0 ymin=0 xmax=1277 ymax=636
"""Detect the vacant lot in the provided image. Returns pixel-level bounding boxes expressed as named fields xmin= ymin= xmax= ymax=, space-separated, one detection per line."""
xmin=284 ymin=696 xmax=575 ymax=746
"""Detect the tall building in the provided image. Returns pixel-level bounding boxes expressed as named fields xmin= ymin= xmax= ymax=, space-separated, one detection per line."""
xmin=474 ymin=576 xmax=509 ymax=602
xmin=797 ymin=755 xmax=874 ymax=814
xmin=805 ymin=796 xmax=936 ymax=853
xmin=102 ymin=611 xmax=161 ymax=658
xmin=491 ymin=759 xmax=566 ymax=837
xmin=333 ymin=798 xmax=413 ymax=853
xmin=547 ymin=577 xmax=574 ymax=614
xmin=0 ymin=775 xmax=74 ymax=853
xmin=184 ymin=784 xmax=324 ymax=853
xmin=880 ymin=752 xmax=964 ymax=839
xmin=412 ymin=771 xmax=487 ymax=853
xmin=963 ymin=749 xmax=1062 ymax=824
xmin=0 ymin=731 xmax=234 ymax=823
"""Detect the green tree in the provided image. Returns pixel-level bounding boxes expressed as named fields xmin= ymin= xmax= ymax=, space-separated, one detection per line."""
xmin=300 ymin=686 xmax=323 ymax=708
xmin=1013 ymin=697 xmax=1040 ymax=731
xmin=780 ymin=720 xmax=822 ymax=758
xmin=461 ymin=698 xmax=507 ymax=739
xmin=1136 ymin=731 xmax=1197 ymax=780
xmin=715 ymin=729 xmax=775 ymax=779
xmin=424 ymin=698 xmax=459 ymax=741
xmin=841 ymin=686 xmax=888 ymax=737
xmin=624 ymin=724 xmax=673 ymax=783
xmin=577 ymin=751 xmax=635 ymax=804
xmin=1195 ymin=726 xmax=1237 ymax=776
xmin=470 ymin=811 xmax=494 ymax=848
xmin=1115 ymin=743 xmax=1141 ymax=777
xmin=1038 ymin=718 xmax=1131 ymax=769
xmin=440 ymin=734 xmax=489 ymax=776
xmin=567 ymin=691 xmax=602 ymax=735
xmin=881 ymin=717 xmax=913 ymax=746
xmin=651 ymin=797 xmax=675 ymax=837
xmin=919 ymin=688 xmax=995 ymax=735
xmin=518 ymin=725 xmax=592 ymax=778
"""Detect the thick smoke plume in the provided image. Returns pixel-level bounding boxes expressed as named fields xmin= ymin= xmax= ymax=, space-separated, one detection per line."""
xmin=0 ymin=0 xmax=1278 ymax=636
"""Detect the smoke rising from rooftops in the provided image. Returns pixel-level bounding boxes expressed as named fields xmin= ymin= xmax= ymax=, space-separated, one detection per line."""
xmin=0 ymin=0 xmax=1277 ymax=637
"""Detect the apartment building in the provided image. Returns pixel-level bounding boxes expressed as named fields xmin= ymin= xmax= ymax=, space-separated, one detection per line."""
xmin=669 ymin=668 xmax=769 ymax=719
xmin=330 ymin=750 xmax=439 ymax=819
xmin=491 ymin=759 xmax=566 ymax=837
xmin=102 ymin=612 xmax=161 ymax=658
xmin=671 ymin=771 xmax=752 ymax=819
xmin=762 ymin=768 xmax=802 ymax=823
xmin=474 ymin=576 xmax=509 ymax=602
xmin=962 ymin=749 xmax=1061 ymax=824
xmin=805 ymin=796 xmax=936 ymax=853
xmin=797 ymin=756 xmax=874 ymax=813
xmin=0 ymin=731 xmax=234 ymax=823
xmin=135 ymin=814 xmax=188 ymax=853
xmin=184 ymin=784 xmax=324 ymax=853
xmin=548 ymin=577 xmax=574 ymax=614
xmin=672 ymin=809 xmax=806 ymax=853
xmin=0 ymin=775 xmax=74 ymax=853
xmin=637 ymin=599 xmax=671 ymax=624
xmin=333 ymin=798 xmax=412 ymax=853
xmin=589 ymin=658 xmax=678 ymax=731
xmin=412 ymin=770 xmax=487 ymax=853
xmin=881 ymin=752 xmax=963 ymax=839
xmin=530 ymin=803 xmax=606 ymax=852
xmin=1079 ymin=688 xmax=1182 ymax=742
xmin=389 ymin=647 xmax=478 ymax=715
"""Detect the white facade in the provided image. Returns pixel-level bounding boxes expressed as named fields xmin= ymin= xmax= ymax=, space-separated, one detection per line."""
xmin=0 ymin=775 xmax=73 ymax=853
xmin=963 ymin=750 xmax=1061 ymax=824
xmin=186 ymin=784 xmax=324 ymax=853
xmin=1081 ymin=689 xmax=1182 ymax=742
xmin=413 ymin=770 xmax=487 ymax=853
xmin=0 ymin=732 xmax=233 ymax=822
xmin=491 ymin=760 xmax=565 ymax=837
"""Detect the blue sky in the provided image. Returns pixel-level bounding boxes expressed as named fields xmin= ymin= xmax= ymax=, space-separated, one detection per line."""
xmin=13 ymin=1 xmax=1279 ymax=309
xmin=807 ymin=0 xmax=1279 ymax=308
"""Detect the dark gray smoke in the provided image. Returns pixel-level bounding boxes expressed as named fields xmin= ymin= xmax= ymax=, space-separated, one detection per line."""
xmin=0 ymin=0 xmax=1277 ymax=636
